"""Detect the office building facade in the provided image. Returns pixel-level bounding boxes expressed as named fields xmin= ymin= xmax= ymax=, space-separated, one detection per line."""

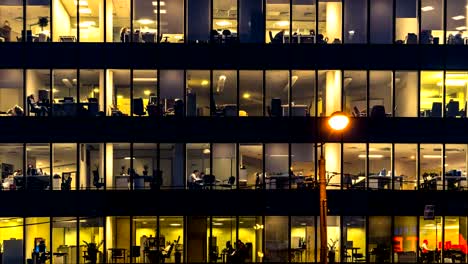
xmin=0 ymin=0 xmax=467 ymax=263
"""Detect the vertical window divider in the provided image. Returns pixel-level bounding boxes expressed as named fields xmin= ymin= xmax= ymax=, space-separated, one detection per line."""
xmin=210 ymin=0 xmax=214 ymax=43
xmin=129 ymin=216 xmax=134 ymax=263
xmin=50 ymin=69 xmax=53 ymax=116
xmin=416 ymin=215 xmax=420 ymax=263
xmin=157 ymin=215 xmax=161 ymax=252
xmin=157 ymin=0 xmax=161 ymax=43
xmin=315 ymin=69 xmax=318 ymax=116
xmin=340 ymin=142 xmax=344 ymax=190
xmin=157 ymin=143 xmax=161 ymax=189
xmin=49 ymin=217 xmax=53 ymax=264
xmin=76 ymin=217 xmax=80 ymax=264
xmin=210 ymin=70 xmax=214 ymax=116
xmin=262 ymin=70 xmax=266 ymax=116
xmin=289 ymin=69 xmax=292 ymax=116
xmin=76 ymin=0 xmax=79 ymax=42
xmin=341 ymin=0 xmax=345 ymax=43
xmin=391 ymin=143 xmax=395 ymax=190
xmin=157 ymin=70 xmax=161 ymax=117
xmin=288 ymin=143 xmax=292 ymax=190
xmin=236 ymin=143 xmax=240 ymax=189
xmin=442 ymin=143 xmax=446 ymax=190
xmin=289 ymin=0 xmax=292 ymax=44
xmin=314 ymin=215 xmax=318 ymax=262
xmin=103 ymin=216 xmax=107 ymax=263
xmin=103 ymin=0 xmax=106 ymax=43
xmin=315 ymin=0 xmax=318 ymax=42
xmin=130 ymin=0 xmax=134 ymax=42
xmin=209 ymin=216 xmax=213 ymax=262
xmin=23 ymin=69 xmax=26 ymax=115
xmin=237 ymin=0 xmax=240 ymax=41
xmin=390 ymin=216 xmax=395 ymax=263
xmin=443 ymin=71 xmax=446 ymax=118
xmin=288 ymin=215 xmax=292 ymax=263
xmin=417 ymin=143 xmax=421 ymax=190
xmin=130 ymin=69 xmax=134 ymax=115
xmin=366 ymin=142 xmax=369 ymax=190
xmin=443 ymin=0 xmax=447 ymax=45
xmin=183 ymin=216 xmax=187 ymax=262
xmin=103 ymin=142 xmax=107 ymax=190
xmin=235 ymin=216 xmax=240 ymax=244
xmin=50 ymin=143 xmax=53 ymax=192
xmin=183 ymin=143 xmax=187 ymax=189
xmin=130 ymin=143 xmax=134 ymax=190
xmin=441 ymin=216 xmax=445 ymax=259
xmin=263 ymin=0 xmax=267 ymax=43
xmin=77 ymin=69 xmax=80 ymax=112
xmin=418 ymin=70 xmax=421 ymax=118
xmin=104 ymin=68 xmax=107 ymax=116
xmin=417 ymin=0 xmax=421 ymax=44
xmin=365 ymin=215 xmax=369 ymax=261
xmin=50 ymin=0 xmax=53 ymax=41
xmin=183 ymin=70 xmax=187 ymax=117
xmin=76 ymin=143 xmax=80 ymax=190
xmin=366 ymin=70 xmax=370 ymax=117
xmin=22 ymin=0 xmax=26 ymax=42
xmin=341 ymin=70 xmax=345 ymax=111
xmin=22 ymin=217 xmax=26 ymax=261
xmin=184 ymin=0 xmax=187 ymax=44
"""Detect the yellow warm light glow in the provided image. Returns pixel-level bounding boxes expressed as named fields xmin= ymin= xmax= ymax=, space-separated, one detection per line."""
xmin=358 ymin=154 xmax=384 ymax=159
xmin=117 ymin=95 xmax=123 ymax=99
xmin=79 ymin=8 xmax=91 ymax=14
xmin=328 ymin=112 xmax=349 ymax=131
xmin=137 ymin=19 xmax=154 ymax=25
xmin=74 ymin=0 xmax=88 ymax=6
xmin=276 ymin=21 xmax=290 ymax=27
xmin=216 ymin=20 xmax=232 ymax=27
xmin=52 ymin=88 xmax=58 ymax=93
xmin=437 ymin=80 xmax=467 ymax=86
xmin=242 ymin=93 xmax=251 ymax=99
xmin=201 ymin=80 xmax=209 ymax=86
xmin=144 ymin=90 xmax=151 ymax=96
xmin=93 ymin=88 xmax=99 ymax=93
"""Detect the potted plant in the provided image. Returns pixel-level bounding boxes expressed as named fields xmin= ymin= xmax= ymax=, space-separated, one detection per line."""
xmin=38 ymin=17 xmax=48 ymax=31
xmin=83 ymin=240 xmax=103 ymax=264
xmin=328 ymin=238 xmax=338 ymax=263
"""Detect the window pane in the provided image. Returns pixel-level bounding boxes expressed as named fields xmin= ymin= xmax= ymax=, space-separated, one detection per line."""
xmin=108 ymin=69 xmax=130 ymax=116
xmin=133 ymin=0 xmax=157 ymax=43
xmin=445 ymin=71 xmax=468 ymax=118
xmin=265 ymin=143 xmax=289 ymax=189
xmin=421 ymin=0 xmax=443 ymax=44
xmin=394 ymin=144 xmax=417 ymax=190
xmin=420 ymin=144 xmax=443 ymax=190
xmin=239 ymin=70 xmax=263 ymax=116
xmin=79 ymin=0 xmax=103 ymax=42
xmin=395 ymin=71 xmax=418 ymax=117
xmin=52 ymin=69 xmax=78 ymax=116
xmin=25 ymin=217 xmax=50 ymax=263
xmin=26 ymin=69 xmax=50 ymax=117
xmin=343 ymin=71 xmax=366 ymax=117
xmin=133 ymin=70 xmax=157 ymax=116
xmin=419 ymin=216 xmax=442 ymax=259
xmin=343 ymin=143 xmax=366 ymax=190
xmin=318 ymin=70 xmax=341 ymax=117
xmin=52 ymin=217 xmax=77 ymax=264
xmin=445 ymin=144 xmax=467 ymax=191
xmin=187 ymin=0 xmax=211 ymax=43
xmin=368 ymin=143 xmax=392 ymax=190
xmin=106 ymin=0 xmax=130 ymax=42
xmin=239 ymin=216 xmax=263 ymax=262
xmin=291 ymin=143 xmax=315 ymax=189
xmin=292 ymin=0 xmax=316 ymax=43
xmin=132 ymin=216 xmax=157 ymax=262
xmin=0 ymin=217 xmax=23 ymax=261
xmin=318 ymin=0 xmax=342 ymax=44
xmin=265 ymin=216 xmax=289 ymax=262
xmin=344 ymin=0 xmax=367 ymax=43
xmin=393 ymin=216 xmax=417 ymax=262
xmin=26 ymin=143 xmax=50 ymax=191
xmin=420 ymin=71 xmax=443 ymax=117
xmin=444 ymin=216 xmax=468 ymax=263
xmin=107 ymin=216 xmax=131 ymax=262
xmin=212 ymin=143 xmax=237 ymax=189
xmin=369 ymin=71 xmax=392 ymax=117
xmin=213 ymin=0 xmax=237 ymax=44
xmin=239 ymin=144 xmax=263 ymax=189
xmin=52 ymin=0 xmax=77 ymax=42
xmin=79 ymin=69 xmax=102 ymax=115
xmin=160 ymin=70 xmax=184 ymax=117
xmin=0 ymin=144 xmax=23 ymax=190
xmin=213 ymin=70 xmax=237 ymax=116
xmin=291 ymin=70 xmax=315 ymax=116
xmin=160 ymin=216 xmax=184 ymax=262
xmin=210 ymin=216 xmax=236 ymax=263
xmin=52 ymin=143 xmax=77 ymax=190
xmin=160 ymin=143 xmax=185 ymax=189
xmin=133 ymin=143 xmax=157 ymax=190
xmin=325 ymin=143 xmax=341 ymax=189
xmin=447 ymin=1 xmax=468 ymax=44
xmin=317 ymin=216 xmax=341 ymax=262
xmin=0 ymin=0 xmax=22 ymax=42
xmin=370 ymin=0 xmax=392 ymax=44
xmin=395 ymin=0 xmax=418 ymax=44
xmin=79 ymin=217 xmax=104 ymax=263
xmin=368 ymin=216 xmax=391 ymax=263
xmin=239 ymin=0 xmax=264 ymax=43
xmin=187 ymin=70 xmax=210 ymax=116
xmin=291 ymin=216 xmax=316 ymax=262
xmin=27 ymin=0 xmax=50 ymax=42
xmin=265 ymin=70 xmax=289 ymax=117
xmin=186 ymin=143 xmax=211 ymax=189
xmin=161 ymin=0 xmax=184 ymax=42
xmin=0 ymin=69 xmax=23 ymax=116
xmin=110 ymin=143 xmax=131 ymax=190
xmin=342 ymin=216 xmax=366 ymax=262
xmin=79 ymin=143 xmax=104 ymax=190
xmin=266 ymin=0 xmax=290 ymax=43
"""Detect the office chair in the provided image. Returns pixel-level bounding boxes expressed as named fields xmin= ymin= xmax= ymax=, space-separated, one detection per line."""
xmin=128 ymin=246 xmax=140 ymax=263
xmin=431 ymin=102 xmax=443 ymax=117
xmin=270 ymin=98 xmax=282 ymax=117
xmin=109 ymin=248 xmax=125 ymax=263
xmin=352 ymin=106 xmax=361 ymax=117
xmin=92 ymin=170 xmax=104 ymax=189
xmin=269 ymin=31 xmax=274 ymax=43
xmin=370 ymin=105 xmax=386 ymax=118
xmin=219 ymin=176 xmax=236 ymax=189
xmin=446 ymin=100 xmax=460 ymax=117
xmin=132 ymin=98 xmax=146 ymax=116
xmin=203 ymin=175 xmax=216 ymax=189
xmin=174 ymin=99 xmax=184 ymax=117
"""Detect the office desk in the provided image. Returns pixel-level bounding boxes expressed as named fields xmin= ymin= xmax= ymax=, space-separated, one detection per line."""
xmin=347 ymin=247 xmax=361 ymax=262
xmin=14 ymin=175 xmax=50 ymax=190
xmin=283 ymin=34 xmax=316 ymax=44
xmin=266 ymin=174 xmax=305 ymax=189
xmin=52 ymin=252 xmax=68 ymax=264
xmin=281 ymin=105 xmax=308 ymax=116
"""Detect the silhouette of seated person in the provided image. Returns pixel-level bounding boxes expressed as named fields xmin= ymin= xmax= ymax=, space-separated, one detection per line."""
xmin=316 ymin=34 xmax=328 ymax=44
xmin=272 ymin=29 xmax=285 ymax=44
xmin=27 ymin=95 xmax=48 ymax=116
xmin=33 ymin=240 xmax=49 ymax=264
xmin=222 ymin=241 xmax=235 ymax=263
xmin=420 ymin=239 xmax=431 ymax=262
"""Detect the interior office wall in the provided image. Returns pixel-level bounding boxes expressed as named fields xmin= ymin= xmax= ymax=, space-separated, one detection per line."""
xmin=212 ymin=144 xmax=236 ymax=182
xmin=370 ymin=0 xmax=393 ymax=44
xmin=395 ymin=71 xmax=418 ymax=117
xmin=325 ymin=143 xmax=341 ymax=189
xmin=106 ymin=143 xmax=113 ymax=188
xmin=325 ymin=1 xmax=342 ymax=42
xmin=265 ymin=216 xmax=289 ymax=263
xmin=106 ymin=70 xmax=114 ymax=115
xmin=105 ymin=0 xmax=113 ymax=42
xmin=325 ymin=70 xmax=341 ymax=116
xmin=52 ymin=0 xmax=72 ymax=42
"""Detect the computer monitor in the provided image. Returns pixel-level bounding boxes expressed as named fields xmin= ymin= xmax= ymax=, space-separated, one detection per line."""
xmin=149 ymin=95 xmax=157 ymax=105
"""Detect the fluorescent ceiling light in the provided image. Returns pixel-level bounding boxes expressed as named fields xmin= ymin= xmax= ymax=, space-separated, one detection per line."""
xmin=358 ymin=154 xmax=384 ymax=159
xmin=446 ymin=73 xmax=468 ymax=78
xmin=152 ymin=1 xmax=165 ymax=6
xmin=456 ymin=26 xmax=467 ymax=31
xmin=348 ymin=30 xmax=355 ymax=35
xmin=133 ymin=77 xmax=157 ymax=82
xmin=117 ymin=95 xmax=123 ymax=99
xmin=270 ymin=154 xmax=290 ymax=157
xmin=423 ymin=155 xmax=443 ymax=159
xmin=452 ymin=15 xmax=465 ymax=20
xmin=212 ymin=222 xmax=223 ymax=226
xmin=276 ymin=21 xmax=290 ymax=27
xmin=216 ymin=20 xmax=232 ymax=27
xmin=137 ymin=19 xmax=154 ymax=25
xmin=421 ymin=6 xmax=434 ymax=12
xmin=219 ymin=75 xmax=226 ymax=81
xmin=154 ymin=9 xmax=167 ymax=14
xmin=79 ymin=8 xmax=92 ymax=14
xmin=74 ymin=0 xmax=88 ymax=6
xmin=78 ymin=21 xmax=96 ymax=27
xmin=169 ymin=223 xmax=181 ymax=227
xmin=203 ymin=148 xmax=210 ymax=154
xmin=124 ymin=157 xmax=136 ymax=160
xmin=242 ymin=92 xmax=251 ymax=99
xmin=437 ymin=80 xmax=467 ymax=86
xmin=201 ymin=80 xmax=209 ymax=86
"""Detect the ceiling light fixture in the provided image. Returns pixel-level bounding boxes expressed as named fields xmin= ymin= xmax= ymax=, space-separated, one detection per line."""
xmin=79 ymin=8 xmax=92 ymax=14
xmin=124 ymin=157 xmax=136 ymax=160
xmin=152 ymin=1 xmax=165 ymax=6
xmin=203 ymin=148 xmax=211 ymax=154
xmin=216 ymin=20 xmax=232 ymax=27
xmin=169 ymin=223 xmax=181 ymax=227
xmin=437 ymin=79 xmax=467 ymax=86
xmin=144 ymin=90 xmax=151 ymax=96
xmin=201 ymin=80 xmax=209 ymax=86
xmin=242 ymin=92 xmax=251 ymax=99
xmin=133 ymin=77 xmax=157 ymax=82
xmin=154 ymin=9 xmax=167 ymax=14
xmin=93 ymin=88 xmax=99 ymax=93
xmin=358 ymin=154 xmax=384 ymax=159
xmin=456 ymin=26 xmax=467 ymax=31
xmin=74 ymin=0 xmax=88 ymax=6
xmin=452 ymin=15 xmax=465 ymax=20
xmin=421 ymin=6 xmax=434 ymax=12
xmin=137 ymin=19 xmax=155 ymax=25
xmin=276 ymin=20 xmax=290 ymax=27
xmin=423 ymin=155 xmax=444 ymax=159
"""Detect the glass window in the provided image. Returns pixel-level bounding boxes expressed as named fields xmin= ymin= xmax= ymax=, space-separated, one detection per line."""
xmin=186 ymin=70 xmax=210 ymax=116
xmin=52 ymin=0 xmax=77 ymax=42
xmin=213 ymin=0 xmax=237 ymax=44
xmin=133 ymin=70 xmax=157 ymax=116
xmin=444 ymin=216 xmax=468 ymax=263
xmin=420 ymin=144 xmax=443 ymax=190
xmin=291 ymin=144 xmax=315 ymax=189
xmin=344 ymin=0 xmax=367 ymax=43
xmin=52 ymin=143 xmax=77 ymax=190
xmin=186 ymin=216 xmax=208 ymax=262
xmin=0 ymin=144 xmax=23 ymax=190
xmin=133 ymin=0 xmax=157 ymax=43
xmin=393 ymin=216 xmax=417 ymax=263
xmin=160 ymin=70 xmax=184 ymax=117
xmin=25 ymin=217 xmax=50 ymax=263
xmin=108 ymin=69 xmax=130 ymax=116
xmin=325 ymin=143 xmax=341 ymax=189
xmin=79 ymin=143 xmax=104 ymax=190
xmin=26 ymin=0 xmax=50 ymax=42
xmin=368 ymin=216 xmax=391 ymax=263
xmin=265 ymin=70 xmax=289 ymax=117
xmin=420 ymin=71 xmax=443 ymax=117
xmin=160 ymin=143 xmax=185 ymax=189
xmin=79 ymin=69 xmax=102 ymax=115
xmin=421 ymin=0 xmax=443 ymax=44
xmin=265 ymin=143 xmax=289 ymax=189
xmin=52 ymin=217 xmax=77 ymax=264
xmin=78 ymin=0 xmax=103 ymax=42
xmin=209 ymin=216 xmax=236 ymax=263
xmin=52 ymin=69 xmax=78 ymax=116
xmin=370 ymin=0 xmax=392 ymax=44
xmin=0 ymin=69 xmax=23 ymax=116
xmin=160 ymin=216 xmax=184 ymax=262
xmin=395 ymin=0 xmax=418 ymax=44
xmin=26 ymin=69 xmax=50 ymax=117
xmin=317 ymin=216 xmax=341 ymax=262
xmin=318 ymin=0 xmax=342 ymax=44
xmin=266 ymin=0 xmax=290 ymax=43
xmin=446 ymin=1 xmax=468 ymax=44
xmin=0 ymin=217 xmax=23 ymax=262
xmin=394 ymin=144 xmax=418 ymax=190
xmin=106 ymin=0 xmax=130 ymax=42
xmin=161 ymin=0 xmax=184 ymax=43
xmin=133 ymin=143 xmax=157 ymax=190
xmin=342 ymin=216 xmax=366 ymax=263
xmin=445 ymin=71 xmax=468 ymax=118
xmin=369 ymin=71 xmax=392 ymax=117
xmin=187 ymin=0 xmax=211 ymax=43
xmin=445 ymin=144 xmax=467 ymax=191
xmin=395 ymin=71 xmax=418 ymax=117
xmin=318 ymin=70 xmax=341 ymax=117
xmin=186 ymin=143 xmax=211 ymax=189
xmin=291 ymin=70 xmax=315 ymax=116
xmin=110 ymin=143 xmax=131 ymax=190
xmin=292 ymin=0 xmax=316 ymax=44
xmin=239 ymin=144 xmax=263 ymax=189
xmin=212 ymin=144 xmax=237 ymax=189
xmin=240 ymin=216 xmax=263 ymax=263
xmin=0 ymin=0 xmax=22 ymax=42
xmin=343 ymin=71 xmax=366 ymax=117
xmin=368 ymin=143 xmax=392 ymax=190
xmin=419 ymin=216 xmax=442 ymax=261
xmin=212 ymin=70 xmax=237 ymax=116
xmin=343 ymin=143 xmax=366 ymax=190
xmin=239 ymin=70 xmax=263 ymax=116
xmin=291 ymin=216 xmax=316 ymax=263
xmin=107 ymin=216 xmax=131 ymax=263
xmin=79 ymin=217 xmax=104 ymax=263
xmin=25 ymin=143 xmax=50 ymax=191
xmin=239 ymin=0 xmax=264 ymax=43
xmin=265 ymin=216 xmax=288 ymax=262
xmin=132 ymin=216 xmax=157 ymax=263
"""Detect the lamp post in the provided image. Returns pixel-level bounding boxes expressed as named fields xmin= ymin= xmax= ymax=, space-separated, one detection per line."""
xmin=320 ymin=112 xmax=350 ymax=264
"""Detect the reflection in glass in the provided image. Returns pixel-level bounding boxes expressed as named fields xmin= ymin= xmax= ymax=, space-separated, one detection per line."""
xmin=239 ymin=144 xmax=263 ymax=189
xmin=443 ymin=216 xmax=468 ymax=263
xmin=239 ymin=71 xmax=263 ymax=116
xmin=393 ymin=216 xmax=417 ymax=263
xmin=420 ymin=71 xmax=443 ymax=117
xmin=368 ymin=216 xmax=391 ymax=263
xmin=370 ymin=0 xmax=393 ymax=44
xmin=186 ymin=70 xmax=210 ymax=116
xmin=394 ymin=144 xmax=417 ymax=190
xmin=187 ymin=0 xmax=210 ymax=43
xmin=265 ymin=216 xmax=288 ymax=262
xmin=445 ymin=144 xmax=467 ymax=191
xmin=212 ymin=70 xmax=237 ymax=116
